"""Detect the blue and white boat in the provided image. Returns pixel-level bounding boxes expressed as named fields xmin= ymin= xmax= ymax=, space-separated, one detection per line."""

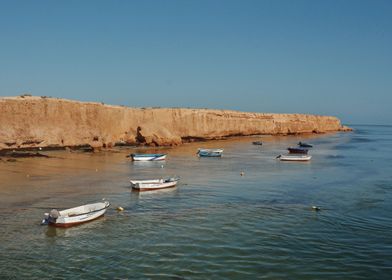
xmin=129 ymin=153 xmax=167 ymax=161
xmin=298 ymin=142 xmax=313 ymax=148
xmin=197 ymin=148 xmax=224 ymax=157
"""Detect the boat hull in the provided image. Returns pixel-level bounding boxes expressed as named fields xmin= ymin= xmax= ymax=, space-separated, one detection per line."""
xmin=132 ymin=180 xmax=178 ymax=191
xmin=131 ymin=154 xmax=167 ymax=161
xmin=278 ymin=155 xmax=312 ymax=161
xmin=130 ymin=179 xmax=163 ymax=186
xmin=298 ymin=142 xmax=313 ymax=148
xmin=46 ymin=201 xmax=110 ymax=228
xmin=49 ymin=213 xmax=105 ymax=228
xmin=198 ymin=152 xmax=222 ymax=157
xmin=197 ymin=149 xmax=223 ymax=157
xmin=288 ymin=147 xmax=308 ymax=154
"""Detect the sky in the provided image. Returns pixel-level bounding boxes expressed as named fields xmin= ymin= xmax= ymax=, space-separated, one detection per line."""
xmin=0 ymin=0 xmax=391 ymax=125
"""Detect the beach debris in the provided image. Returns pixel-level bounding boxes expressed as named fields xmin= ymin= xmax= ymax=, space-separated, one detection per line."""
xmin=312 ymin=206 xmax=321 ymax=211
xmin=116 ymin=206 xmax=124 ymax=212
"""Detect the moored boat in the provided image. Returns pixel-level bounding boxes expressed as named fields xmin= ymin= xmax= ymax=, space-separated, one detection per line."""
xmin=131 ymin=177 xmax=179 ymax=191
xmin=41 ymin=201 xmax=110 ymax=227
xmin=130 ymin=179 xmax=164 ymax=186
xmin=129 ymin=153 xmax=167 ymax=161
xmin=276 ymin=154 xmax=312 ymax=161
xmin=287 ymin=147 xmax=309 ymax=154
xmin=298 ymin=142 xmax=313 ymax=148
xmin=197 ymin=148 xmax=224 ymax=157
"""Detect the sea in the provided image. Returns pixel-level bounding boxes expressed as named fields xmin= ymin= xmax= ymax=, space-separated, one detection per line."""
xmin=0 ymin=125 xmax=391 ymax=279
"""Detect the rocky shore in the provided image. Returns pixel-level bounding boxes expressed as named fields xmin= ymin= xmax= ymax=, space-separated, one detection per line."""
xmin=0 ymin=96 xmax=351 ymax=151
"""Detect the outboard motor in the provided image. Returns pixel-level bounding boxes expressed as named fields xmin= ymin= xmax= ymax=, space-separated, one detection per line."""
xmin=41 ymin=213 xmax=50 ymax=225
xmin=48 ymin=209 xmax=60 ymax=223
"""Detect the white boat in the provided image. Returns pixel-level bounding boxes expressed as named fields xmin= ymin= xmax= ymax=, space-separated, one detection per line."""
xmin=130 ymin=179 xmax=164 ymax=185
xmin=131 ymin=177 xmax=179 ymax=191
xmin=41 ymin=201 xmax=110 ymax=227
xmin=197 ymin=148 xmax=224 ymax=157
xmin=276 ymin=154 xmax=312 ymax=161
xmin=129 ymin=153 xmax=167 ymax=161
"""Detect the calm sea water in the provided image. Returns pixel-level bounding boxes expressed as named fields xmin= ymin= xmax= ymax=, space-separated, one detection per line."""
xmin=1 ymin=125 xmax=392 ymax=279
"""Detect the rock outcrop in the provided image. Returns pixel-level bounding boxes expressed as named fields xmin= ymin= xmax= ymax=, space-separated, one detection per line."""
xmin=0 ymin=96 xmax=350 ymax=150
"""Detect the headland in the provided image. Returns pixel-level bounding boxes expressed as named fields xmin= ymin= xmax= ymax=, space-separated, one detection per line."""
xmin=0 ymin=96 xmax=351 ymax=152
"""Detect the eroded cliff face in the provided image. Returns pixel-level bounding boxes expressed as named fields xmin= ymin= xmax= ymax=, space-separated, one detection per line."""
xmin=0 ymin=96 xmax=350 ymax=150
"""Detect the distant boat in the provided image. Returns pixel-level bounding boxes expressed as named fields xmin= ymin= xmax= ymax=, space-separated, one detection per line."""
xmin=298 ymin=142 xmax=313 ymax=148
xmin=276 ymin=154 xmax=312 ymax=161
xmin=252 ymin=141 xmax=263 ymax=145
xmin=130 ymin=177 xmax=179 ymax=191
xmin=287 ymin=147 xmax=308 ymax=154
xmin=129 ymin=153 xmax=167 ymax=161
xmin=41 ymin=201 xmax=110 ymax=227
xmin=197 ymin=148 xmax=224 ymax=157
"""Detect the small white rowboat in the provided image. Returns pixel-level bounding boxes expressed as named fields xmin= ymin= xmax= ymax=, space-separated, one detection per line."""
xmin=130 ymin=153 xmax=167 ymax=161
xmin=41 ymin=201 xmax=110 ymax=227
xmin=277 ymin=154 xmax=312 ymax=161
xmin=131 ymin=177 xmax=179 ymax=191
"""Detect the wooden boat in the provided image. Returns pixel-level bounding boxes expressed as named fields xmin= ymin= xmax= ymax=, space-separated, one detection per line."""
xmin=41 ymin=201 xmax=110 ymax=227
xmin=252 ymin=141 xmax=263 ymax=145
xmin=129 ymin=153 xmax=167 ymax=161
xmin=131 ymin=177 xmax=179 ymax=191
xmin=298 ymin=142 xmax=313 ymax=148
xmin=197 ymin=148 xmax=224 ymax=157
xmin=276 ymin=154 xmax=312 ymax=161
xmin=287 ymin=147 xmax=308 ymax=154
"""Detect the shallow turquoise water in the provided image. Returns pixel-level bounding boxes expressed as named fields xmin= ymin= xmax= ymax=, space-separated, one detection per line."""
xmin=1 ymin=125 xmax=392 ymax=279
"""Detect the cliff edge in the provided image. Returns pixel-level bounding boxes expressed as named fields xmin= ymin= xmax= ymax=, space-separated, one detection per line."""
xmin=0 ymin=96 xmax=350 ymax=150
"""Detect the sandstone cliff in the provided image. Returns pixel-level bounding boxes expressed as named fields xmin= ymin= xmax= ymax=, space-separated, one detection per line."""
xmin=0 ymin=96 xmax=350 ymax=150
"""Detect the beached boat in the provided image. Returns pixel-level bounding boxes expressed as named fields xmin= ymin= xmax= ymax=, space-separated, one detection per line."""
xmin=276 ymin=154 xmax=312 ymax=161
xmin=41 ymin=201 xmax=110 ymax=227
xmin=129 ymin=153 xmax=167 ymax=161
xmin=252 ymin=141 xmax=263 ymax=145
xmin=131 ymin=177 xmax=179 ymax=191
xmin=287 ymin=147 xmax=308 ymax=154
xmin=298 ymin=142 xmax=313 ymax=148
xmin=197 ymin=148 xmax=224 ymax=157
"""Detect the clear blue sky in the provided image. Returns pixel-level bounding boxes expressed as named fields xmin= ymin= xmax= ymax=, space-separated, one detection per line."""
xmin=1 ymin=0 xmax=391 ymax=124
